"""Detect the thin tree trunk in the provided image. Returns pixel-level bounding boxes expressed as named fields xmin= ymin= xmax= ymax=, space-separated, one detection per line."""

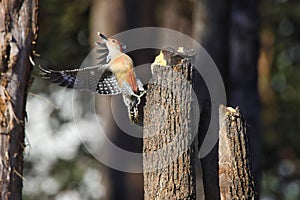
xmin=219 ymin=105 xmax=257 ymax=200
xmin=0 ymin=1 xmax=39 ymax=199
xmin=143 ymin=50 xmax=196 ymax=199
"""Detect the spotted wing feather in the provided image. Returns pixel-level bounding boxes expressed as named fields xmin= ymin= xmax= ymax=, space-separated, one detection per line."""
xmin=39 ymin=66 xmax=121 ymax=95
xmin=39 ymin=66 xmax=78 ymax=88
xmin=96 ymin=71 xmax=121 ymax=95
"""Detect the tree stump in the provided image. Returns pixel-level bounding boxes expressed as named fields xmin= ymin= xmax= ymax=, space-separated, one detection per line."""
xmin=143 ymin=49 xmax=196 ymax=200
xmin=219 ymin=105 xmax=257 ymax=200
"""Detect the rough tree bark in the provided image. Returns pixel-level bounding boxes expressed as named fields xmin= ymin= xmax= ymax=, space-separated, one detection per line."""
xmin=219 ymin=105 xmax=257 ymax=200
xmin=0 ymin=0 xmax=38 ymax=199
xmin=143 ymin=49 xmax=196 ymax=199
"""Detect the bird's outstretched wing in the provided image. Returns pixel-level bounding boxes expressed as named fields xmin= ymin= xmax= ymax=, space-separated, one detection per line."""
xmin=95 ymin=41 xmax=110 ymax=64
xmin=39 ymin=65 xmax=122 ymax=95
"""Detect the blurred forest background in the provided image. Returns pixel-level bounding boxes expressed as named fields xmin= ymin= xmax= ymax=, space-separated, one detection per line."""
xmin=23 ymin=0 xmax=300 ymax=199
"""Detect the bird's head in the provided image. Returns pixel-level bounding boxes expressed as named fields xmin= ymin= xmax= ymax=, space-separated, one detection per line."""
xmin=98 ymin=32 xmax=126 ymax=53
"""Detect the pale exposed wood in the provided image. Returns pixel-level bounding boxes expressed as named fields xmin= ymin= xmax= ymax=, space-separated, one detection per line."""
xmin=219 ymin=105 xmax=257 ymax=200
xmin=0 ymin=0 xmax=39 ymax=199
xmin=143 ymin=50 xmax=196 ymax=200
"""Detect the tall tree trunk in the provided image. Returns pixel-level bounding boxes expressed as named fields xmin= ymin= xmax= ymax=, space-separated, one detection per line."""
xmin=0 ymin=1 xmax=39 ymax=199
xmin=90 ymin=1 xmax=158 ymax=199
xmin=196 ymin=0 xmax=230 ymax=199
xmin=90 ymin=1 xmax=129 ymax=199
xmin=160 ymin=0 xmax=194 ymax=37
xmin=227 ymin=1 xmax=261 ymax=193
xmin=143 ymin=50 xmax=196 ymax=199
xmin=197 ymin=0 xmax=261 ymax=198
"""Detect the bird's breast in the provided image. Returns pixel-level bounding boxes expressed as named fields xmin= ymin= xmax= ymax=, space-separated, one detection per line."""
xmin=110 ymin=54 xmax=138 ymax=93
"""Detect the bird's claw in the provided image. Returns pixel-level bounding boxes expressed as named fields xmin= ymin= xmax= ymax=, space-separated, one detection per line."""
xmin=132 ymin=90 xmax=146 ymax=105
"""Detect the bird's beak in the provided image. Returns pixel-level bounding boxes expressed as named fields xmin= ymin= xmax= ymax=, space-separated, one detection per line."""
xmin=98 ymin=32 xmax=108 ymax=41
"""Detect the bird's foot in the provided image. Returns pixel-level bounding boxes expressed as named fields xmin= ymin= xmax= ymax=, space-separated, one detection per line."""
xmin=132 ymin=90 xmax=146 ymax=105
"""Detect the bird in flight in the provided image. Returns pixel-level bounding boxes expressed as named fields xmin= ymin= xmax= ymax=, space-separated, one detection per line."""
xmin=39 ymin=33 xmax=146 ymax=123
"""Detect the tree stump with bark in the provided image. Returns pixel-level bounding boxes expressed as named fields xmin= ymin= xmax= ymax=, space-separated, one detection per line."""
xmin=143 ymin=48 xmax=196 ymax=200
xmin=219 ymin=105 xmax=257 ymax=200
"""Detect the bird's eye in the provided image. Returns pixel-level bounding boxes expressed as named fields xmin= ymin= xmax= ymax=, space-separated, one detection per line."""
xmin=112 ymin=40 xmax=116 ymax=43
